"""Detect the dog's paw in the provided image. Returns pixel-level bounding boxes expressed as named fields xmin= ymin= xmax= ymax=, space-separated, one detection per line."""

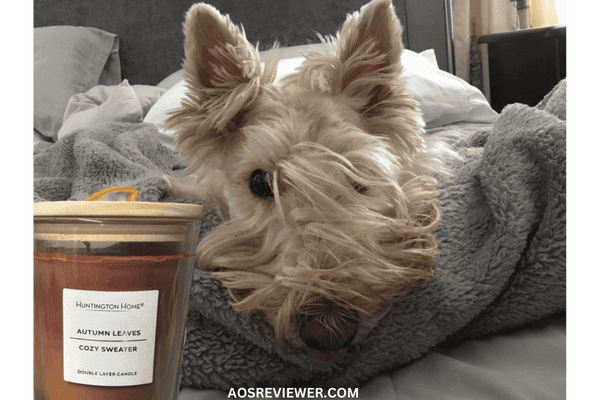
xmin=161 ymin=172 xmax=204 ymax=200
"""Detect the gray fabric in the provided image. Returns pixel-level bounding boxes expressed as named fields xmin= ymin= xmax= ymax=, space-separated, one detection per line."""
xmin=179 ymin=316 xmax=566 ymax=399
xmin=33 ymin=80 xmax=566 ymax=391
xmin=34 ymin=122 xmax=182 ymax=202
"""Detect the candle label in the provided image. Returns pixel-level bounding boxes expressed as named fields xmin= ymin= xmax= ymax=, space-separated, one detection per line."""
xmin=63 ymin=289 xmax=159 ymax=386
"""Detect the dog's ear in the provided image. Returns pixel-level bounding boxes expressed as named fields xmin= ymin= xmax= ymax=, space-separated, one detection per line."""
xmin=167 ymin=4 xmax=261 ymax=169
xmin=336 ymin=0 xmax=403 ymax=97
xmin=182 ymin=3 xmax=260 ymax=91
xmin=336 ymin=0 xmax=424 ymax=160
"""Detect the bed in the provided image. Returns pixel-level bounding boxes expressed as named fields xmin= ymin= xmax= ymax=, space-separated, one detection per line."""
xmin=34 ymin=0 xmax=566 ymax=399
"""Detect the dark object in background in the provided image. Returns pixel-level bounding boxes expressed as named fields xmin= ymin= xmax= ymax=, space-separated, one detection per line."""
xmin=479 ymin=25 xmax=566 ymax=112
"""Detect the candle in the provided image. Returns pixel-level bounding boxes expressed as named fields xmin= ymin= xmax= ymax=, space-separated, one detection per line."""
xmin=34 ymin=202 xmax=203 ymax=400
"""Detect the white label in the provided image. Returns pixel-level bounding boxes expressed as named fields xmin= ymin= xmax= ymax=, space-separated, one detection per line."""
xmin=63 ymin=289 xmax=159 ymax=386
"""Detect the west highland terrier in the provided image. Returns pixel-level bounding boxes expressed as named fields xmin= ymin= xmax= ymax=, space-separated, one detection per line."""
xmin=166 ymin=0 xmax=455 ymax=356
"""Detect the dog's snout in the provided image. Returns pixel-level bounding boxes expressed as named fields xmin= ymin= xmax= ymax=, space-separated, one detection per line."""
xmin=298 ymin=310 xmax=359 ymax=352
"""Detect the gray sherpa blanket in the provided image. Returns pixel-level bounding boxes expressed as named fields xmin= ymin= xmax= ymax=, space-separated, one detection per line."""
xmin=33 ymin=79 xmax=566 ymax=390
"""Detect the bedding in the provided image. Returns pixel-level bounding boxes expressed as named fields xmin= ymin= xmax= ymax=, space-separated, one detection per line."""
xmin=32 ymin=3 xmax=565 ymax=392
xmin=33 ymin=42 xmax=566 ymax=392
xmin=180 ymin=314 xmax=565 ymax=399
xmin=34 ymin=26 xmax=121 ymax=141
xmin=57 ymin=79 xmax=166 ymax=141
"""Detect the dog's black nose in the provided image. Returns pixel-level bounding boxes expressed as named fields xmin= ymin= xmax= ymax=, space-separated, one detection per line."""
xmin=299 ymin=312 xmax=359 ymax=352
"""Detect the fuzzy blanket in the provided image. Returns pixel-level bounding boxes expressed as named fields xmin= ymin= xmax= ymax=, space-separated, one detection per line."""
xmin=34 ymin=79 xmax=566 ymax=390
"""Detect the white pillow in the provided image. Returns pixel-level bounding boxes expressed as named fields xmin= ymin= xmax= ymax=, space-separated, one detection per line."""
xmin=143 ymin=79 xmax=189 ymax=135
xmin=144 ymin=47 xmax=497 ymax=133
xmin=412 ymin=48 xmax=439 ymax=68
xmin=400 ymin=50 xmax=498 ymax=128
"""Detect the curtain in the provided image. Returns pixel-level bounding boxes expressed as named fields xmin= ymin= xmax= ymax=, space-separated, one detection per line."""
xmin=530 ymin=0 xmax=559 ymax=27
xmin=452 ymin=0 xmax=560 ymax=90
xmin=452 ymin=0 xmax=519 ymax=86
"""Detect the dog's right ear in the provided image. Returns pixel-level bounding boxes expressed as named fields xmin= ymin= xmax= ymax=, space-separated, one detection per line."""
xmin=167 ymin=3 xmax=261 ymax=170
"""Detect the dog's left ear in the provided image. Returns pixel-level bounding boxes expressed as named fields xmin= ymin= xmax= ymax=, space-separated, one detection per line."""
xmin=336 ymin=0 xmax=403 ymax=99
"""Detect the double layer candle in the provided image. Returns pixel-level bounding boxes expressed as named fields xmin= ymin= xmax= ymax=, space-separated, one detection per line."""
xmin=34 ymin=201 xmax=203 ymax=399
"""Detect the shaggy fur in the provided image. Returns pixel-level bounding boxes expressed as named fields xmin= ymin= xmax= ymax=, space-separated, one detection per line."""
xmin=166 ymin=0 xmax=455 ymax=353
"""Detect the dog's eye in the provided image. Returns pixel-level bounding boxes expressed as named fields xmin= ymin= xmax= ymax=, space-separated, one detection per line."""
xmin=249 ymin=169 xmax=274 ymax=198
xmin=352 ymin=182 xmax=367 ymax=194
